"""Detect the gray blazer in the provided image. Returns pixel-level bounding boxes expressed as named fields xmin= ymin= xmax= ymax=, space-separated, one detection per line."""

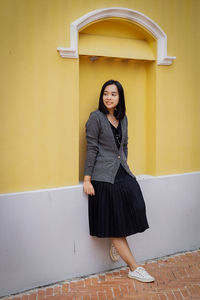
xmin=84 ymin=109 xmax=136 ymax=183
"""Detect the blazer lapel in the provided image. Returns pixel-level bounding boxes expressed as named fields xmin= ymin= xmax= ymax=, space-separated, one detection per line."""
xmin=99 ymin=110 xmax=126 ymax=153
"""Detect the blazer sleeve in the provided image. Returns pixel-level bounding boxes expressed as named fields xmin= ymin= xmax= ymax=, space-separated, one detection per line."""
xmin=123 ymin=115 xmax=128 ymax=159
xmin=84 ymin=112 xmax=100 ymax=176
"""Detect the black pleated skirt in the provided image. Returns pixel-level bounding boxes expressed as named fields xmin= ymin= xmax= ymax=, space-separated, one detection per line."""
xmin=88 ymin=164 xmax=149 ymax=238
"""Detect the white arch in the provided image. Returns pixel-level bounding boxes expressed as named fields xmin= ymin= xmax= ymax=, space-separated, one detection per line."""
xmin=57 ymin=7 xmax=176 ymax=65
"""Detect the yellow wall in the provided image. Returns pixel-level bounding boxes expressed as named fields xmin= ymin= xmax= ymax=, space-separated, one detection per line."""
xmin=0 ymin=0 xmax=200 ymax=193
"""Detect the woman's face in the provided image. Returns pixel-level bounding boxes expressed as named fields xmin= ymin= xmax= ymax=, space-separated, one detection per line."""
xmin=103 ymin=84 xmax=119 ymax=112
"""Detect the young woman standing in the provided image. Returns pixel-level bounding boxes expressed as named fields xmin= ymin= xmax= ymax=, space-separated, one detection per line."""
xmin=83 ymin=80 xmax=154 ymax=282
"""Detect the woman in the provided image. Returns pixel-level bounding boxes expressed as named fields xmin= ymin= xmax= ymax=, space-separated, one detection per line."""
xmin=83 ymin=80 xmax=154 ymax=283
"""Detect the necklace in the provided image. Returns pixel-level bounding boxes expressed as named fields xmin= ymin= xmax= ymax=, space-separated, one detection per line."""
xmin=107 ymin=114 xmax=118 ymax=126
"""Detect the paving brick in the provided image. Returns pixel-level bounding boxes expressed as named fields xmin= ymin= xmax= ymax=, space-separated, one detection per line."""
xmin=83 ymin=295 xmax=91 ymax=300
xmin=38 ymin=289 xmax=46 ymax=298
xmin=45 ymin=288 xmax=53 ymax=296
xmin=70 ymin=281 xmax=84 ymax=290
xmin=112 ymin=286 xmax=122 ymax=298
xmin=90 ymin=296 xmax=98 ymax=300
xmin=165 ymin=291 xmax=176 ymax=300
xmin=61 ymin=283 xmax=69 ymax=293
xmin=28 ymin=293 xmax=37 ymax=300
xmin=84 ymin=277 xmax=93 ymax=286
xmin=98 ymin=275 xmax=106 ymax=281
xmin=97 ymin=291 xmax=106 ymax=299
xmin=179 ymin=287 xmax=190 ymax=298
xmin=112 ymin=271 xmax=120 ymax=276
xmin=193 ymin=284 xmax=200 ymax=294
xmin=186 ymin=285 xmax=199 ymax=296
xmin=52 ymin=286 xmax=61 ymax=295
xmin=173 ymin=290 xmax=184 ymax=300
xmin=119 ymin=283 xmax=129 ymax=296
xmin=120 ymin=269 xmax=128 ymax=276
xmin=90 ymin=277 xmax=98 ymax=285
xmin=127 ymin=281 xmax=136 ymax=294
xmin=150 ymin=295 xmax=160 ymax=300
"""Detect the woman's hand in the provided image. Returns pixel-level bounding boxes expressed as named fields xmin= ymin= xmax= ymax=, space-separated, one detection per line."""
xmin=83 ymin=176 xmax=95 ymax=196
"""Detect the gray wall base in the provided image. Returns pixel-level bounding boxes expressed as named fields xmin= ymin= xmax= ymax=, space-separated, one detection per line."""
xmin=0 ymin=172 xmax=200 ymax=297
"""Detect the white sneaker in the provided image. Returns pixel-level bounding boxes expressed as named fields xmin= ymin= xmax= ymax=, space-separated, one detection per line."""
xmin=128 ymin=266 xmax=155 ymax=282
xmin=110 ymin=243 xmax=120 ymax=262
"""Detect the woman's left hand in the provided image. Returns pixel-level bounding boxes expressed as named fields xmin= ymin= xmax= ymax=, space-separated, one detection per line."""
xmin=83 ymin=179 xmax=95 ymax=196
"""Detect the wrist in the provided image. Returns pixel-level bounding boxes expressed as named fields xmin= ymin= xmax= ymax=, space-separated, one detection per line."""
xmin=84 ymin=175 xmax=91 ymax=183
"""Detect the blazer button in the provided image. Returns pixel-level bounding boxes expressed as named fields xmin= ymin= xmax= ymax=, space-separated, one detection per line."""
xmin=118 ymin=155 xmax=120 ymax=159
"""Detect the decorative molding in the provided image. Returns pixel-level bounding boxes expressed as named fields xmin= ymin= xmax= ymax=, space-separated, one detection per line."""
xmin=57 ymin=7 xmax=176 ymax=65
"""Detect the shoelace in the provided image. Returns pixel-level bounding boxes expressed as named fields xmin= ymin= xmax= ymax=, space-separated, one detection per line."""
xmin=135 ymin=267 xmax=151 ymax=278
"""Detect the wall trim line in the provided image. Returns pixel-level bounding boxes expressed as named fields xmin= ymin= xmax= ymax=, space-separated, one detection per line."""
xmin=1 ymin=172 xmax=199 ymax=197
xmin=57 ymin=7 xmax=176 ymax=65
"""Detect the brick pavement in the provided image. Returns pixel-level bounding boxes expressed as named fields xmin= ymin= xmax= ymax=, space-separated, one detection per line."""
xmin=2 ymin=249 xmax=200 ymax=300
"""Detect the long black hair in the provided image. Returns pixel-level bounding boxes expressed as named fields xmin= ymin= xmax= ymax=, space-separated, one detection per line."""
xmin=98 ymin=80 xmax=126 ymax=120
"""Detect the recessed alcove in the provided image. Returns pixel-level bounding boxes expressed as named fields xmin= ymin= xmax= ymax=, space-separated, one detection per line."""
xmin=78 ymin=18 xmax=157 ymax=181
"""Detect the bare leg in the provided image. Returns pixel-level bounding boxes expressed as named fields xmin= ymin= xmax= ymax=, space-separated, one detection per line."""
xmin=111 ymin=237 xmax=140 ymax=271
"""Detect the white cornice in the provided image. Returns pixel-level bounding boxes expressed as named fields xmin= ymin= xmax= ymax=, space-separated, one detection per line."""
xmin=57 ymin=7 xmax=176 ymax=65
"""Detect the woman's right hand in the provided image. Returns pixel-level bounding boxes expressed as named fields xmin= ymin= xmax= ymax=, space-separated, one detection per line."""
xmin=83 ymin=180 xmax=95 ymax=196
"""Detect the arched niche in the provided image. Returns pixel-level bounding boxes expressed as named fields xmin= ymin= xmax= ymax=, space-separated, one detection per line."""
xmin=57 ymin=7 xmax=176 ymax=65
xmin=77 ymin=17 xmax=158 ymax=179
